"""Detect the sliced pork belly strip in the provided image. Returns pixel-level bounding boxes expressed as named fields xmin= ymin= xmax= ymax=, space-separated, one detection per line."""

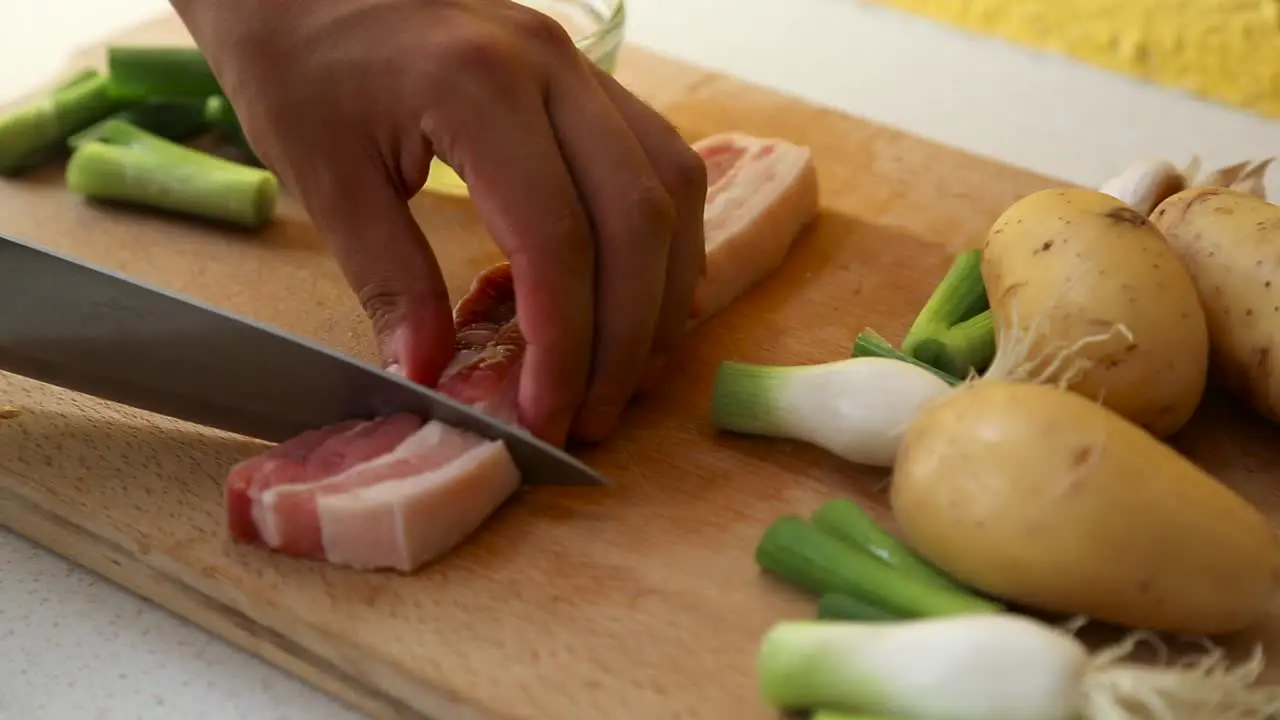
xmin=689 ymin=132 xmax=819 ymax=321
xmin=252 ymin=413 xmax=426 ymax=555
xmin=316 ymin=437 xmax=520 ymax=572
xmin=225 ymin=419 xmax=363 ymax=543
xmin=225 ymin=266 xmax=525 ymax=570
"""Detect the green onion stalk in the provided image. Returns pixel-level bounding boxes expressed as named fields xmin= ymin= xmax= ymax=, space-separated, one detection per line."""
xmin=809 ymin=499 xmax=966 ymax=593
xmin=106 ymin=46 xmax=223 ymax=101
xmin=850 ymin=328 xmax=961 ymax=386
xmin=0 ymin=70 xmax=128 ymax=175
xmin=65 ymin=118 xmax=278 ymax=230
xmin=899 ymin=248 xmax=996 ymax=379
xmin=204 ymin=94 xmax=262 ymax=166
xmin=815 ymin=593 xmax=900 ymax=622
xmin=755 ymin=514 xmax=1001 ymax=619
xmin=69 ymin=99 xmax=212 ymax=148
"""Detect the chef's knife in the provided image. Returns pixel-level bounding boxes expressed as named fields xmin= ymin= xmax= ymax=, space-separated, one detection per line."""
xmin=0 ymin=231 xmax=608 ymax=487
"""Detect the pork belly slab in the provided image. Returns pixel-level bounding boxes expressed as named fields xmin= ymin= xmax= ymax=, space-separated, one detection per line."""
xmin=224 ymin=132 xmax=818 ymax=573
xmin=691 ymin=132 xmax=819 ymax=321
xmin=225 ymin=265 xmax=523 ymax=572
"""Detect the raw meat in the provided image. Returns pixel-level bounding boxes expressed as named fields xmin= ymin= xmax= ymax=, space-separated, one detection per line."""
xmin=437 ymin=263 xmax=523 ymax=424
xmin=225 ymin=268 xmax=524 ymax=572
xmin=225 ymin=131 xmax=818 ymax=573
xmin=691 ymin=132 xmax=819 ymax=321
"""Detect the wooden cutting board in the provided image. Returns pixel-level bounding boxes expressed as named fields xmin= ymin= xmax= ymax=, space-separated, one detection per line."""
xmin=4 ymin=11 xmax=1280 ymax=720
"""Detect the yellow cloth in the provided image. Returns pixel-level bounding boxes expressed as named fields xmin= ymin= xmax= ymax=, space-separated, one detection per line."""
xmin=866 ymin=0 xmax=1280 ymax=118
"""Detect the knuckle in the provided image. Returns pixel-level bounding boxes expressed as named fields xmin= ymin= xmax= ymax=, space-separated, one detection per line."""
xmin=666 ymin=144 xmax=709 ymax=203
xmin=435 ymin=31 xmax=523 ymax=80
xmin=538 ymin=208 xmax=596 ymax=271
xmin=509 ymin=7 xmax=575 ymax=55
xmin=628 ymin=183 xmax=677 ymax=243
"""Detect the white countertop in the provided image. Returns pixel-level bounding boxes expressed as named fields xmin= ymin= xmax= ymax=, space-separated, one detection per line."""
xmin=1 ymin=1 xmax=1278 ymax=718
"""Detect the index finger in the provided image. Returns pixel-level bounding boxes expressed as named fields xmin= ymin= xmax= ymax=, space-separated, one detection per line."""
xmin=426 ymin=87 xmax=595 ymax=446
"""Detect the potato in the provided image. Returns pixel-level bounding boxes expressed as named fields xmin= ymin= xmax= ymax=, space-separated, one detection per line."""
xmin=1151 ymin=187 xmax=1280 ymax=423
xmin=981 ymin=188 xmax=1210 ymax=438
xmin=890 ymin=380 xmax=1280 ymax=636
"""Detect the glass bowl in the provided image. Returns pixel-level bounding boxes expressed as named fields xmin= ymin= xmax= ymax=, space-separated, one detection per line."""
xmin=421 ymin=0 xmax=627 ymax=198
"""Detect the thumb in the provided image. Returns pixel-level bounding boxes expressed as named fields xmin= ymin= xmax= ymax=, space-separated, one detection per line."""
xmin=303 ymin=163 xmax=456 ymax=386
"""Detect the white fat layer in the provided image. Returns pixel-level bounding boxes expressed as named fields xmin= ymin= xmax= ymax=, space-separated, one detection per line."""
xmin=703 ymin=140 xmax=811 ymax=249
xmin=316 ymin=439 xmax=520 ymax=572
xmin=774 ymin=357 xmax=951 ymax=467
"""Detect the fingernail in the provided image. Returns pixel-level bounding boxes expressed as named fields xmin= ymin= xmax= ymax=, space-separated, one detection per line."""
xmin=380 ymin=324 xmax=411 ymax=375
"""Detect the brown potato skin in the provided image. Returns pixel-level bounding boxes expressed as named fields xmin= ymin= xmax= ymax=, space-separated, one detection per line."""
xmin=981 ymin=187 xmax=1210 ymax=438
xmin=1151 ymin=187 xmax=1280 ymax=423
xmin=890 ymin=381 xmax=1280 ymax=636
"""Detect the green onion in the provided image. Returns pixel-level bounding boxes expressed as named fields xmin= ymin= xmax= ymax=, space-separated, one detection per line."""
xmin=0 ymin=70 xmax=128 ymax=175
xmin=204 ymin=94 xmax=261 ymax=166
xmin=710 ymin=357 xmax=952 ymax=468
xmin=757 ymin=616 xmax=1086 ymax=718
xmin=65 ymin=118 xmax=277 ymax=229
xmin=810 ymin=499 xmax=965 ymax=593
xmin=756 ymin=614 xmax=1280 ymax=719
xmin=927 ymin=308 xmax=996 ymax=379
xmin=850 ymin=329 xmax=961 ymax=386
xmin=54 ymin=69 xmax=101 ymax=92
xmin=107 ymin=45 xmax=222 ymax=101
xmin=68 ymin=99 xmax=210 ymax=149
xmin=811 ymin=712 xmax=892 ymax=720
xmin=900 ymin=249 xmax=995 ymax=379
xmin=816 ymin=593 xmax=901 ymax=621
xmin=754 ymin=515 xmax=1001 ymax=618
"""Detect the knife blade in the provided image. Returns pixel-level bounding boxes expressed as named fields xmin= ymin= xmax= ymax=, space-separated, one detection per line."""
xmin=0 ymin=231 xmax=608 ymax=487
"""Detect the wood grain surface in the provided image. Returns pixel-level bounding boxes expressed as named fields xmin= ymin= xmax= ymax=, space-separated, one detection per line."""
xmin=4 ymin=11 xmax=1280 ymax=720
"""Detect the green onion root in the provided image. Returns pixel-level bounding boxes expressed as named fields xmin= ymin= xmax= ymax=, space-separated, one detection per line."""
xmin=755 ymin=515 xmax=1002 ymax=618
xmin=809 ymin=499 xmax=967 ymax=593
xmin=107 ymin=45 xmax=222 ymax=101
xmin=65 ymin=119 xmax=277 ymax=229
xmin=850 ymin=328 xmax=961 ymax=386
xmin=0 ymin=71 xmax=127 ymax=175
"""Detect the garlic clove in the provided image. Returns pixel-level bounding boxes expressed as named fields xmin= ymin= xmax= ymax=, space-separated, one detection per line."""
xmin=1225 ymin=158 xmax=1273 ymax=200
xmin=1198 ymin=160 xmax=1252 ymax=189
xmin=1181 ymin=155 xmax=1203 ymax=184
xmin=1191 ymin=158 xmax=1273 ymax=200
xmin=1097 ymin=158 xmax=1189 ymax=216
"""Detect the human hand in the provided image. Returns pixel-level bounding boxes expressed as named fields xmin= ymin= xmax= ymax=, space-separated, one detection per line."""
xmin=171 ymin=0 xmax=708 ymax=446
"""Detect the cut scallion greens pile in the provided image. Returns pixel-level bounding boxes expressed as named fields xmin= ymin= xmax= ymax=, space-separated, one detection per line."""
xmin=0 ymin=44 xmax=275 ymax=229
